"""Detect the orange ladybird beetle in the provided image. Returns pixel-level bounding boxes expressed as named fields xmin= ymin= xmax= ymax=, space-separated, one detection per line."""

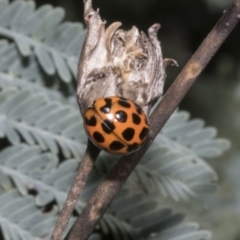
xmin=84 ymin=96 xmax=150 ymax=155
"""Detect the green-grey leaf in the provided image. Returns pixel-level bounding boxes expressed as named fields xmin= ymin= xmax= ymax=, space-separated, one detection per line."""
xmin=52 ymin=51 xmax=72 ymax=82
xmin=14 ymin=35 xmax=32 ymax=56
xmin=0 ymin=0 xmax=86 ymax=83
xmin=0 ymin=144 xmax=192 ymax=240
xmin=154 ymin=222 xmax=211 ymax=240
xmin=0 ymin=88 xmax=86 ymax=158
xmin=0 ymin=0 xmax=8 ymax=16
xmin=34 ymin=45 xmax=55 ymax=75
xmin=0 ymin=1 xmax=23 ymax=27
xmin=10 ymin=1 xmax=35 ymax=31
xmin=0 ymin=189 xmax=57 ymax=240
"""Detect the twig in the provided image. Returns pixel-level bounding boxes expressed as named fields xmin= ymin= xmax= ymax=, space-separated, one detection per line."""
xmin=65 ymin=1 xmax=240 ymax=240
xmin=50 ymin=140 xmax=101 ymax=240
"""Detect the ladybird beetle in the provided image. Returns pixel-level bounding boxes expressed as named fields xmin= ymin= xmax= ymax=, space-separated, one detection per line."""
xmin=84 ymin=96 xmax=150 ymax=155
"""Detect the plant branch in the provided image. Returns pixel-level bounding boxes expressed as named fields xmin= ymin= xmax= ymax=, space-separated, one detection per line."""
xmin=50 ymin=140 xmax=101 ymax=240
xmin=65 ymin=1 xmax=240 ymax=239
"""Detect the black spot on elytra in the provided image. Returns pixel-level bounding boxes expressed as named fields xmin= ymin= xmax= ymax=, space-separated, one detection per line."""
xmin=93 ymin=132 xmax=105 ymax=143
xmin=135 ymin=103 xmax=142 ymax=115
xmin=101 ymin=119 xmax=115 ymax=134
xmin=100 ymin=98 xmax=112 ymax=114
xmin=109 ymin=141 xmax=125 ymax=150
xmin=139 ymin=127 xmax=149 ymax=140
xmin=118 ymin=99 xmax=131 ymax=108
xmin=85 ymin=116 xmax=97 ymax=126
xmin=132 ymin=113 xmax=141 ymax=125
xmin=127 ymin=143 xmax=139 ymax=152
xmin=122 ymin=128 xmax=135 ymax=141
xmin=116 ymin=111 xmax=127 ymax=122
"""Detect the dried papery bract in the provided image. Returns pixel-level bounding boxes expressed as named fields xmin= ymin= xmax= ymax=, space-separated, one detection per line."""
xmin=76 ymin=0 xmax=175 ymax=116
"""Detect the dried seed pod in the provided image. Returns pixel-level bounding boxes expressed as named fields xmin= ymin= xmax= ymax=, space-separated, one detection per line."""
xmin=77 ymin=0 xmax=176 ymax=116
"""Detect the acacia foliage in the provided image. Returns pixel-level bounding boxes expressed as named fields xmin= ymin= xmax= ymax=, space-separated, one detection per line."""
xmin=0 ymin=0 xmax=230 ymax=239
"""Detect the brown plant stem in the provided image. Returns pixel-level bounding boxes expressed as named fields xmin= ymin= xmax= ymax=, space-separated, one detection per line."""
xmin=65 ymin=1 xmax=240 ymax=240
xmin=50 ymin=140 xmax=101 ymax=240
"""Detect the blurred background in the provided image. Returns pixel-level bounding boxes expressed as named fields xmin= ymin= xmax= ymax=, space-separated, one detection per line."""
xmin=33 ymin=0 xmax=240 ymax=239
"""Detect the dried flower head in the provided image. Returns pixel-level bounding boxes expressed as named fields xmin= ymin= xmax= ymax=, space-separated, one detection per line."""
xmin=76 ymin=0 xmax=176 ymax=117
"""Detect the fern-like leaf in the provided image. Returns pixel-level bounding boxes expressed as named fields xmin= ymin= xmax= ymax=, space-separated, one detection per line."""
xmin=96 ymin=132 xmax=229 ymax=204
xmin=0 ymin=145 xmax=138 ymax=239
xmin=135 ymin=144 xmax=218 ymax=203
xmin=129 ymin=110 xmax=229 ymax=202
xmin=0 ymin=187 xmax=101 ymax=240
xmin=160 ymin=111 xmax=229 ymax=158
xmin=0 ymin=40 xmax=76 ymax=99
xmin=0 ymin=0 xmax=86 ymax=82
xmin=153 ymin=222 xmax=211 ymax=240
xmin=0 ymin=145 xmax=210 ymax=240
xmin=0 ymin=87 xmax=86 ymax=158
xmin=0 ymin=189 xmax=57 ymax=240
